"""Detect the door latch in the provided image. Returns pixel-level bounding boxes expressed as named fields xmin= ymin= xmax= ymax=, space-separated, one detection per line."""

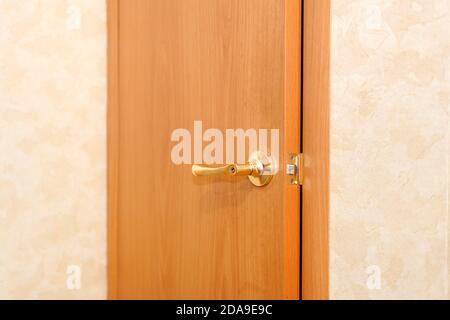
xmin=286 ymin=153 xmax=303 ymax=186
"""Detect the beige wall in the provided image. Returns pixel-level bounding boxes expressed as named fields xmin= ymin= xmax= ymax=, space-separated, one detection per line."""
xmin=0 ymin=0 xmax=106 ymax=299
xmin=331 ymin=0 xmax=450 ymax=299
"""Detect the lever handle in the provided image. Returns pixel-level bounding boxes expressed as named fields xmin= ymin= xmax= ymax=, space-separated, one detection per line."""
xmin=191 ymin=151 xmax=274 ymax=187
xmin=192 ymin=163 xmax=257 ymax=177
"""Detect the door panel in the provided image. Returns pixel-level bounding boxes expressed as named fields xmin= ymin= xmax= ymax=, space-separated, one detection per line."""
xmin=109 ymin=0 xmax=300 ymax=300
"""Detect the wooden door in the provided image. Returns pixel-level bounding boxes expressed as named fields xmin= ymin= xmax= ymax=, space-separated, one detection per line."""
xmin=108 ymin=0 xmax=301 ymax=300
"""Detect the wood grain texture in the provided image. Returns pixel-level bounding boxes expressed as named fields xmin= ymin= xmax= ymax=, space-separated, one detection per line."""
xmin=108 ymin=0 xmax=301 ymax=300
xmin=302 ymin=0 xmax=331 ymax=300
xmin=107 ymin=0 xmax=119 ymax=300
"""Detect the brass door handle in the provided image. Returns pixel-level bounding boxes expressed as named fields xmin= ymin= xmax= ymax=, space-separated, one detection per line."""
xmin=192 ymin=163 xmax=261 ymax=177
xmin=191 ymin=151 xmax=274 ymax=187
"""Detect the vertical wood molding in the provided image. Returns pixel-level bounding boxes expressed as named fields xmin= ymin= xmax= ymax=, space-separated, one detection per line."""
xmin=107 ymin=0 xmax=119 ymax=300
xmin=283 ymin=0 xmax=301 ymax=300
xmin=302 ymin=0 xmax=331 ymax=300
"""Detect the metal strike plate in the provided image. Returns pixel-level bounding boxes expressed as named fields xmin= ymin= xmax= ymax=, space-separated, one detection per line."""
xmin=286 ymin=153 xmax=303 ymax=186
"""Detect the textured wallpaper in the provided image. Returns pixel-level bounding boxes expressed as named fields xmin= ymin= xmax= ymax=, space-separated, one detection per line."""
xmin=0 ymin=0 xmax=106 ymax=299
xmin=331 ymin=0 xmax=450 ymax=299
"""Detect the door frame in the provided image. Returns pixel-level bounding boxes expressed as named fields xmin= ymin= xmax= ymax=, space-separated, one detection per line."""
xmin=107 ymin=0 xmax=119 ymax=300
xmin=302 ymin=0 xmax=330 ymax=300
xmin=106 ymin=0 xmax=330 ymax=300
